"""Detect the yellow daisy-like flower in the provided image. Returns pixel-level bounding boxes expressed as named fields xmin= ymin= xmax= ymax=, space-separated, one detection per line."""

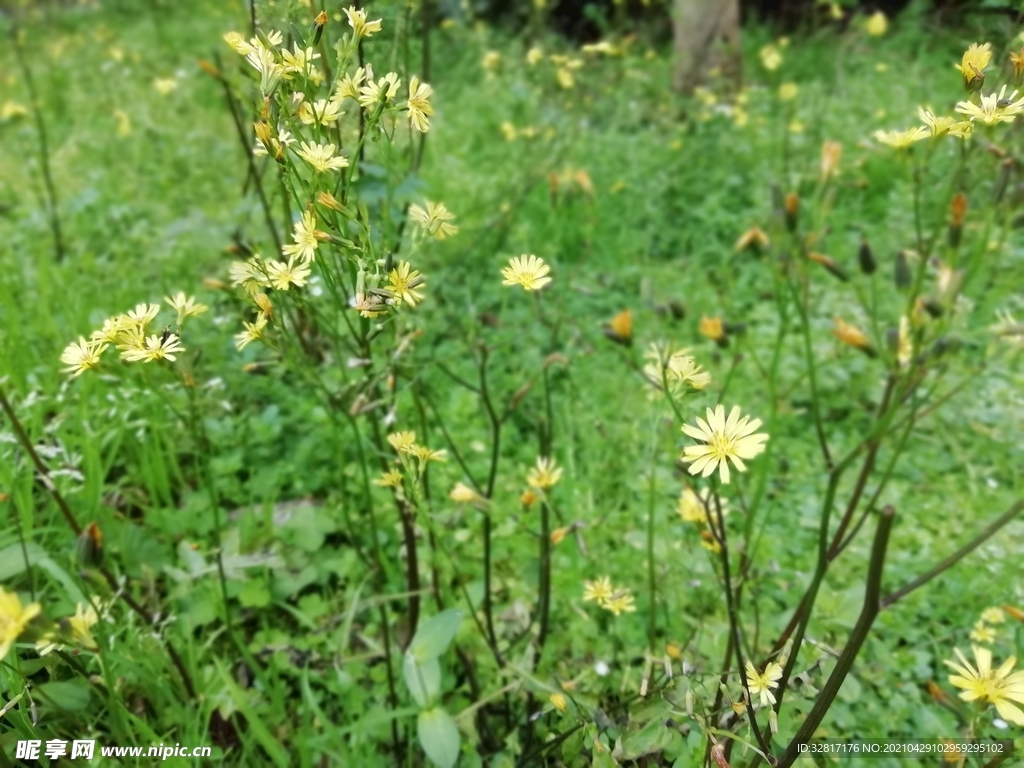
xmin=358 ymin=73 xmax=401 ymax=109
xmin=282 ymin=210 xmax=327 ymax=264
xmin=956 ymin=86 xmax=1024 ymax=126
xmin=266 ymin=258 xmax=312 ymax=291
xmin=90 ymin=315 xmax=131 ymax=344
xmin=643 ymin=344 xmax=711 ymax=395
xmin=970 ymin=621 xmax=996 ymax=644
xmin=344 ymin=6 xmax=382 ymax=39
xmin=126 ymin=302 xmax=161 ymax=329
xmin=121 ymin=333 xmax=186 ymax=363
xmin=409 ymin=201 xmax=458 ymax=239
xmin=482 ymin=51 xmax=501 ymax=71
xmin=412 ymin=445 xmax=448 ymax=464
xmin=778 ymin=82 xmax=798 ymax=101
xmin=387 ymin=261 xmax=426 ymax=307
xmin=604 ymin=590 xmax=636 ymax=616
xmin=407 ymin=76 xmax=434 ymax=133
xmin=526 ymin=47 xmax=544 ymax=65
xmin=0 ymin=587 xmax=42 ymax=659
xmin=449 ymin=482 xmax=483 ymax=504
xmin=67 ymin=602 xmax=99 ymax=648
xmin=956 ymin=43 xmax=992 ymax=91
xmin=164 ymin=292 xmax=208 ymax=326
xmin=374 ymin=469 xmax=403 ymax=487
xmin=873 ymin=127 xmax=929 ymax=149
xmin=945 ymin=646 xmax=1024 ymax=726
xmin=982 ymin=607 xmax=1007 ymax=625
xmin=235 ymin=313 xmax=268 ymax=351
xmin=549 ymin=692 xmax=567 ymax=712
xmin=681 ymin=405 xmax=768 ymax=484
xmin=501 ymin=254 xmax=552 ymax=291
xmin=297 ymin=98 xmax=342 ymax=126
xmin=280 ymin=44 xmax=321 ymax=79
xmin=745 ymin=661 xmax=783 ymax=707
xmin=296 ymin=141 xmax=349 ymax=173
xmin=527 ymin=456 xmax=563 ymax=489
xmin=61 ymin=338 xmax=108 ymax=377
xmin=333 ymin=67 xmax=367 ymax=103
xmin=677 ymin=487 xmax=721 ymax=524
xmin=388 ymin=431 xmax=418 ymax=454
xmin=865 ymin=11 xmax=887 ymax=36
xmin=582 ymin=576 xmax=613 ymax=604
xmin=918 ymin=107 xmax=972 ymax=138
xmin=759 ymin=44 xmax=782 ymax=71
xmin=230 ymin=258 xmax=272 ymax=295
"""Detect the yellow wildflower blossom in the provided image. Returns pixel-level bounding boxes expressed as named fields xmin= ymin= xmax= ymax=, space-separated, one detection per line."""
xmin=945 ymin=646 xmax=1024 ymax=726
xmin=345 ymin=6 xmax=382 ymax=39
xmin=407 ymin=76 xmax=433 ymax=133
xmin=0 ymin=587 xmax=42 ymax=659
xmin=61 ymin=338 xmax=107 ymax=377
xmin=681 ymin=405 xmax=769 ymax=484
xmin=501 ymin=255 xmax=552 ymax=291
xmin=956 ymin=43 xmax=991 ymax=91
xmin=745 ymin=661 xmax=783 ymax=707
xmin=409 ymin=201 xmax=458 ymax=239
xmin=527 ymin=456 xmax=563 ymax=489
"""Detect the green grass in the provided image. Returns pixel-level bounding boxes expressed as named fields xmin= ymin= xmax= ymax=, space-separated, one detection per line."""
xmin=1 ymin=0 xmax=1023 ymax=765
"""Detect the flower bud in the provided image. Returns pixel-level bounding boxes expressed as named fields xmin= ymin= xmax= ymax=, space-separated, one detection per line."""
xmin=784 ymin=192 xmax=799 ymax=232
xmin=313 ymin=10 xmax=328 ymax=44
xmin=858 ymin=238 xmax=876 ymax=274
xmin=807 ymin=252 xmax=849 ymax=282
xmin=75 ymin=522 xmax=104 ymax=568
xmin=894 ymin=249 xmax=912 ymax=291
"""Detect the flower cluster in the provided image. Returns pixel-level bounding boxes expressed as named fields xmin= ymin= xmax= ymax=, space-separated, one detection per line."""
xmin=60 ymin=295 xmax=205 ymax=377
xmin=643 ymin=343 xmax=711 ymax=397
xmin=582 ymin=576 xmax=636 ymax=616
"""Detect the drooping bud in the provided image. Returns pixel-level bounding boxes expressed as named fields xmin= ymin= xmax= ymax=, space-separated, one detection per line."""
xmin=807 ymin=252 xmax=849 ymax=282
xmin=858 ymin=238 xmax=877 ymax=274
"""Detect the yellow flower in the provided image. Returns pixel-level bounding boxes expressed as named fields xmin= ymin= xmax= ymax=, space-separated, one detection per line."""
xmin=121 ymin=333 xmax=186 ymax=363
xmin=700 ymin=529 xmax=721 ymax=553
xmin=527 ymin=456 xmax=563 ymax=489
xmin=526 ymin=47 xmax=544 ymax=65
xmin=230 ymin=258 xmax=271 ymax=295
xmin=388 ymin=431 xmax=418 ymax=454
xmin=223 ymin=31 xmax=254 ymax=55
xmin=643 ymin=344 xmax=711 ymax=395
xmin=235 ymin=313 xmax=268 ymax=351
xmin=407 ymin=76 xmax=434 ymax=133
xmin=873 ymin=127 xmax=929 ymax=149
xmin=778 ymin=82 xmax=798 ymax=101
xmin=745 ymin=661 xmax=783 ymax=707
xmin=583 ymin=576 xmax=613 ymax=603
xmin=358 ymin=72 xmax=402 ymax=109
xmin=67 ymin=602 xmax=98 ymax=647
xmin=0 ymin=587 xmax=42 ymax=659
xmin=333 ymin=67 xmax=367 ymax=103
xmin=296 ymin=141 xmax=349 ymax=173
xmin=917 ymin=107 xmax=972 ymax=138
xmin=699 ymin=315 xmax=725 ymax=342
xmin=114 ymin=108 xmax=131 ymax=136
xmin=482 ymin=51 xmax=501 ymax=71
xmin=387 ymin=261 xmax=426 ymax=307
xmin=449 ymin=482 xmax=483 ymax=503
xmin=345 ymin=6 xmax=382 ymax=39
xmin=945 ymin=646 xmax=1024 ymax=725
xmin=759 ymin=44 xmax=782 ymax=71
xmin=266 ymin=258 xmax=311 ymax=291
xmin=91 ymin=316 xmax=130 ymax=344
xmin=412 ymin=445 xmax=448 ymax=464
xmin=282 ymin=210 xmax=327 ymax=264
xmin=1011 ymin=48 xmax=1024 ymax=84
xmin=520 ymin=489 xmax=538 ymax=508
xmin=502 ymin=255 xmax=552 ymax=291
xmin=865 ymin=11 xmax=887 ymax=36
xmin=500 ymin=122 xmax=518 ymax=141
xmin=153 ymin=77 xmax=178 ymax=95
xmin=970 ymin=621 xmax=996 ymax=644
xmin=682 ymin=405 xmax=769 ymax=485
xmin=61 ymin=338 xmax=107 ymax=377
xmin=603 ymin=590 xmax=636 ymax=616
xmin=549 ymin=692 xmax=567 ymax=712
xmin=409 ymin=201 xmax=458 ymax=239
xmin=126 ymin=302 xmax=161 ymax=329
xmin=956 ymin=43 xmax=991 ymax=91
xmin=982 ymin=607 xmax=1007 ymax=625
xmin=280 ymin=44 xmax=321 ymax=79
xmin=677 ymin=487 xmax=719 ymax=524
xmin=556 ymin=67 xmax=574 ymax=89
xmin=374 ymin=469 xmax=403 ymax=487
xmin=164 ymin=292 xmax=208 ymax=325
xmin=298 ymin=98 xmax=342 ymax=126
xmin=956 ymin=86 xmax=1024 ymax=126
xmin=897 ymin=315 xmax=913 ymax=368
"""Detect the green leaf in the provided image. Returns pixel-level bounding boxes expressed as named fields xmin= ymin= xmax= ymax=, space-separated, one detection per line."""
xmin=408 ymin=610 xmax=463 ymax=663
xmin=417 ymin=706 xmax=460 ymax=768
xmin=403 ymin=655 xmax=441 ymax=708
xmin=35 ymin=680 xmax=91 ymax=711
xmin=215 ymin=659 xmax=290 ymax=768
xmin=617 ymin=717 xmax=676 ymax=760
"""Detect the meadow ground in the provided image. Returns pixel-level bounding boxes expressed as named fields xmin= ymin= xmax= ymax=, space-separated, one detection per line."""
xmin=1 ymin=0 xmax=1023 ymax=765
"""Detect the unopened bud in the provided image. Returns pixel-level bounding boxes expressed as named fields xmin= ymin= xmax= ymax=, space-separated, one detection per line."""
xmin=313 ymin=10 xmax=328 ymax=44
xmin=75 ymin=522 xmax=104 ymax=568
xmin=858 ymin=238 xmax=876 ymax=274
xmin=784 ymin=192 xmax=799 ymax=232
xmin=769 ymin=709 xmax=778 ymax=734
xmin=894 ymin=249 xmax=912 ymax=291
xmin=807 ymin=252 xmax=849 ymax=282
xmin=550 ymin=526 xmax=570 ymax=545
xmin=254 ymin=121 xmax=273 ymax=150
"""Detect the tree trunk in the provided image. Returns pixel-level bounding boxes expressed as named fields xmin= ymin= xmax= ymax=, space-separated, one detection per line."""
xmin=672 ymin=0 xmax=742 ymax=95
